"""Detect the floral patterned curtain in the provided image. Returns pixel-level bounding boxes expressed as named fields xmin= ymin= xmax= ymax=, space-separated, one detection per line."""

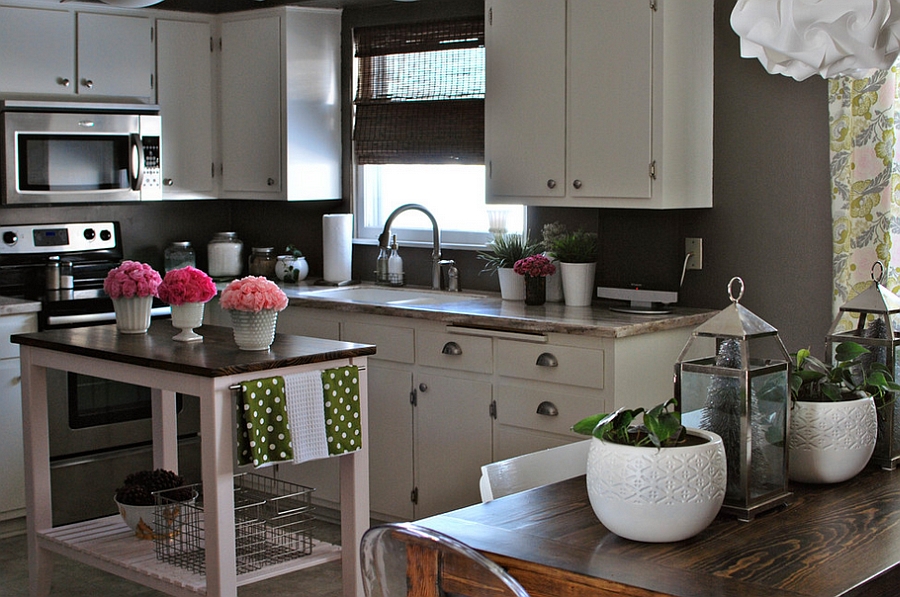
xmin=830 ymin=68 xmax=900 ymax=315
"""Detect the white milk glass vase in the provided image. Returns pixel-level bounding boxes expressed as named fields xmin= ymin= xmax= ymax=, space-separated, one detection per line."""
xmin=230 ymin=309 xmax=279 ymax=351
xmin=170 ymin=302 xmax=205 ymax=342
xmin=112 ymin=296 xmax=153 ymax=334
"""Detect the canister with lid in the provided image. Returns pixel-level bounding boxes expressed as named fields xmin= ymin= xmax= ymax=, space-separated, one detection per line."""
xmin=249 ymin=247 xmax=277 ymax=279
xmin=207 ymin=232 xmax=243 ymax=280
xmin=164 ymin=241 xmax=196 ymax=272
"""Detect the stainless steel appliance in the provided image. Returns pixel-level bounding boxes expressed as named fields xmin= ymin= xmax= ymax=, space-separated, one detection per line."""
xmin=0 ymin=221 xmax=199 ymax=524
xmin=1 ymin=101 xmax=161 ymax=205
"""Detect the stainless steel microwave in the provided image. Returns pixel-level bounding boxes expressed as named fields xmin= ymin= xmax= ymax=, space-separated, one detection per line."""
xmin=1 ymin=101 xmax=161 ymax=205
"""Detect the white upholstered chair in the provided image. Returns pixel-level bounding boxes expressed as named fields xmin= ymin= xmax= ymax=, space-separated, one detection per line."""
xmin=478 ymin=440 xmax=591 ymax=502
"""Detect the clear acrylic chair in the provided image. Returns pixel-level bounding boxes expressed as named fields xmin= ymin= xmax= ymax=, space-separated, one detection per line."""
xmin=360 ymin=522 xmax=531 ymax=597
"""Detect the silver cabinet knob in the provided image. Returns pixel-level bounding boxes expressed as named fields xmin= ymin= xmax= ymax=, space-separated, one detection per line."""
xmin=536 ymin=352 xmax=558 ymax=367
xmin=58 ymin=77 xmax=70 ymax=87
xmin=267 ymin=178 xmax=276 ymax=186
xmin=547 ymin=179 xmax=557 ymax=189
xmin=441 ymin=341 xmax=462 ymax=356
xmin=536 ymin=401 xmax=559 ymax=416
xmin=82 ymin=79 xmax=94 ymax=89
xmin=418 ymin=383 xmax=428 ymax=393
xmin=573 ymin=179 xmax=583 ymax=189
xmin=163 ymin=178 xmax=174 ymax=186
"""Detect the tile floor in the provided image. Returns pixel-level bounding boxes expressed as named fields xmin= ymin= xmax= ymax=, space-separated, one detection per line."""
xmin=0 ymin=520 xmax=344 ymax=597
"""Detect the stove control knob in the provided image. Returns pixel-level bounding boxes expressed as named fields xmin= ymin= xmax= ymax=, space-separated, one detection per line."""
xmin=99 ymin=229 xmax=112 ymax=242
xmin=83 ymin=228 xmax=96 ymax=241
xmin=2 ymin=231 xmax=17 ymax=246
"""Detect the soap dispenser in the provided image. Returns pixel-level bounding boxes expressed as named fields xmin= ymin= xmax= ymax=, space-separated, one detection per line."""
xmin=388 ymin=234 xmax=404 ymax=286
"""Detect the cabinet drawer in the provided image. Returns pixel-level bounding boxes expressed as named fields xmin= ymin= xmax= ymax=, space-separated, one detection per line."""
xmin=495 ymin=384 xmax=601 ymax=438
xmin=343 ymin=320 xmax=414 ymax=364
xmin=496 ymin=339 xmax=603 ymax=389
xmin=0 ymin=314 xmax=37 ymax=360
xmin=416 ymin=331 xmax=492 ymax=373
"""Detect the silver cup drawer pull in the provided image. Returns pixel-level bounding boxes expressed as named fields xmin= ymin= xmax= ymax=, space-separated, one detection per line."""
xmin=441 ymin=341 xmax=462 ymax=356
xmin=536 ymin=352 xmax=558 ymax=367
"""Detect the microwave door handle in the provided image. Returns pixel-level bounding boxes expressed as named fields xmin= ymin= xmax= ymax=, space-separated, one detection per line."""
xmin=130 ymin=133 xmax=144 ymax=191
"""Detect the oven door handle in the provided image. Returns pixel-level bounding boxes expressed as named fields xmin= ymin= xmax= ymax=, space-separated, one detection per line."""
xmin=45 ymin=306 xmax=171 ymax=327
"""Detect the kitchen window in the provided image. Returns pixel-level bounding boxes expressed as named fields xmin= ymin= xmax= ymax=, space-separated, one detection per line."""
xmin=352 ymin=17 xmax=523 ymax=246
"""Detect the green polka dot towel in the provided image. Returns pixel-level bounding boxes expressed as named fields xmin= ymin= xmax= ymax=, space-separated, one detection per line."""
xmin=321 ymin=366 xmax=362 ymax=456
xmin=236 ymin=376 xmax=293 ymax=468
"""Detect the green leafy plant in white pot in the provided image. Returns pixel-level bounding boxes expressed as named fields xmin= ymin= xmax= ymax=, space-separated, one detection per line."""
xmin=572 ymin=399 xmax=726 ymax=542
xmin=549 ymin=229 xmax=598 ymax=307
xmin=789 ymin=341 xmax=898 ymax=484
xmin=477 ymin=232 xmax=541 ymax=300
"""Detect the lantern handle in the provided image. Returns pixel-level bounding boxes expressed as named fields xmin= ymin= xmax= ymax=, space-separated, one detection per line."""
xmin=728 ymin=276 xmax=744 ymax=304
xmin=872 ymin=261 xmax=885 ymax=285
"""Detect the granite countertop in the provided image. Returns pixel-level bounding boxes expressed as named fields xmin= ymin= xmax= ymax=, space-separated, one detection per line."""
xmin=278 ymin=282 xmax=715 ymax=339
xmin=0 ymin=296 xmax=42 ymax=316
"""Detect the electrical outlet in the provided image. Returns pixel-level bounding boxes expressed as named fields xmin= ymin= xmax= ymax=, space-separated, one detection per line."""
xmin=685 ymin=238 xmax=702 ymax=270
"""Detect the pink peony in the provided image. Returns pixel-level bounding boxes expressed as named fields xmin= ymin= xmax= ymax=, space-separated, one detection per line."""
xmin=157 ymin=266 xmax=217 ymax=306
xmin=103 ymin=261 xmax=162 ymax=299
xmin=219 ymin=276 xmax=289 ymax=313
xmin=513 ymin=254 xmax=557 ymax=278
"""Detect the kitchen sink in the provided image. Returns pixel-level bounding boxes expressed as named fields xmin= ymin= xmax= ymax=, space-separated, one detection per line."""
xmin=304 ymin=286 xmax=488 ymax=306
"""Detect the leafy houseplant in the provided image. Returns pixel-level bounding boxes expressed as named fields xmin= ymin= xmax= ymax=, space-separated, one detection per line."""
xmin=548 ymin=229 xmax=599 ymax=264
xmin=572 ymin=398 xmax=726 ymax=543
xmin=788 ymin=341 xmax=899 ymax=483
xmin=478 ymin=233 xmax=541 ymax=301
xmin=275 ymin=244 xmax=309 ymax=282
xmin=548 ymin=229 xmax=598 ymax=306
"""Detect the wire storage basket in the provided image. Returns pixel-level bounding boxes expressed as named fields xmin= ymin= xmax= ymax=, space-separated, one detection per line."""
xmin=152 ymin=472 xmax=315 ymax=575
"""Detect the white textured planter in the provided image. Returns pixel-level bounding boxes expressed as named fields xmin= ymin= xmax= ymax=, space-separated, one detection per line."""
xmin=230 ymin=309 xmax=279 ymax=351
xmin=497 ymin=267 xmax=525 ymax=301
xmin=275 ymin=255 xmax=309 ymax=282
xmin=789 ymin=396 xmax=876 ymax=484
xmin=560 ymin=262 xmax=596 ymax=307
xmin=112 ymin=296 xmax=153 ymax=334
xmin=586 ymin=428 xmax=726 ymax=543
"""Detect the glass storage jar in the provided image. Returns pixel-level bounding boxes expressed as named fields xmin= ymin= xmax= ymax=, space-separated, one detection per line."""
xmin=207 ymin=232 xmax=243 ymax=280
xmin=248 ymin=247 xmax=277 ymax=279
xmin=164 ymin=241 xmax=196 ymax=272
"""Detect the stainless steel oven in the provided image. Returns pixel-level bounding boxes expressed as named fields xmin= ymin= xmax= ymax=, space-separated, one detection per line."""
xmin=0 ymin=221 xmax=200 ymax=524
xmin=1 ymin=101 xmax=161 ymax=205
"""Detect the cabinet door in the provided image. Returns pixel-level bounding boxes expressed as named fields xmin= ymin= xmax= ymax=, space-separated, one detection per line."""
xmin=220 ymin=16 xmax=283 ymax=195
xmin=368 ymin=364 xmax=414 ymax=520
xmin=414 ymin=373 xmax=492 ymax=518
xmin=156 ymin=19 xmax=214 ymax=199
xmin=0 ymin=6 xmax=75 ymax=95
xmin=0 ymin=359 xmax=24 ymax=518
xmin=76 ymin=13 xmax=154 ymax=98
xmin=567 ymin=0 xmax=652 ymax=200
xmin=485 ymin=0 xmax=565 ymax=200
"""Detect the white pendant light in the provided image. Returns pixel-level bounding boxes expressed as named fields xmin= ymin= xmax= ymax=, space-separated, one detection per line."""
xmin=98 ymin=0 xmax=164 ymax=7
xmin=731 ymin=0 xmax=900 ymax=81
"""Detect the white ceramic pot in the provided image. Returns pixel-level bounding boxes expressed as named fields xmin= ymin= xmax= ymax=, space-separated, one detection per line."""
xmin=170 ymin=302 xmax=205 ymax=342
xmin=789 ymin=396 xmax=876 ymax=484
xmin=230 ymin=309 xmax=278 ymax=351
xmin=115 ymin=492 xmax=197 ymax=540
xmin=586 ymin=428 xmax=726 ymax=543
xmin=275 ymin=255 xmax=309 ymax=283
xmin=497 ymin=267 xmax=525 ymax=301
xmin=560 ymin=262 xmax=596 ymax=307
xmin=112 ymin=296 xmax=153 ymax=334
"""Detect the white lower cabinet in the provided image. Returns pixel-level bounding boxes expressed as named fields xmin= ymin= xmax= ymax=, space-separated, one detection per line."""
xmin=275 ymin=305 xmax=695 ymax=521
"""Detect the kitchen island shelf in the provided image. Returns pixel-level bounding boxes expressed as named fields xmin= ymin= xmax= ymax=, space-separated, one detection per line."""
xmin=37 ymin=515 xmax=342 ymax=596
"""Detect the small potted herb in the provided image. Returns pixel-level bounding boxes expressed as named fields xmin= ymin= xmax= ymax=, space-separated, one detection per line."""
xmin=477 ymin=232 xmax=541 ymax=300
xmin=275 ymin=244 xmax=308 ymax=283
xmin=548 ymin=229 xmax=598 ymax=306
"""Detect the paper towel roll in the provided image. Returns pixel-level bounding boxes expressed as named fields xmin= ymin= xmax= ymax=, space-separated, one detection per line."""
xmin=322 ymin=214 xmax=353 ymax=283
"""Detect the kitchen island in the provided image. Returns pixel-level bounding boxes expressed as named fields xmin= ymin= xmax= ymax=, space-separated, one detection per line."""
xmin=13 ymin=322 xmax=375 ymax=597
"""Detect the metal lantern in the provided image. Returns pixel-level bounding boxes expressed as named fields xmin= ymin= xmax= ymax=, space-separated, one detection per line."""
xmin=675 ymin=278 xmax=791 ymax=521
xmin=826 ymin=262 xmax=900 ymax=470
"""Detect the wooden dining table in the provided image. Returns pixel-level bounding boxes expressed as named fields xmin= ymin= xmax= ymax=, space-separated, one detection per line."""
xmin=417 ymin=465 xmax=900 ymax=597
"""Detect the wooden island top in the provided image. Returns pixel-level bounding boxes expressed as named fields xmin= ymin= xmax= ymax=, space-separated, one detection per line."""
xmin=419 ymin=465 xmax=900 ymax=597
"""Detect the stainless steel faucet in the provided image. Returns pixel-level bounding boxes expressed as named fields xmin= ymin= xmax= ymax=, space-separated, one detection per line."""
xmin=378 ymin=203 xmax=458 ymax=291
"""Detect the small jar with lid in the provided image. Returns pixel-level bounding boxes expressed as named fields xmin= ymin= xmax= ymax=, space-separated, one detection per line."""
xmin=207 ymin=232 xmax=243 ymax=280
xmin=249 ymin=247 xmax=277 ymax=279
xmin=164 ymin=241 xmax=196 ymax=272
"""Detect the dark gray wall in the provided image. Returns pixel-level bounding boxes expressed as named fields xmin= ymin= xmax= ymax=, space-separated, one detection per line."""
xmin=0 ymin=0 xmax=834 ymax=353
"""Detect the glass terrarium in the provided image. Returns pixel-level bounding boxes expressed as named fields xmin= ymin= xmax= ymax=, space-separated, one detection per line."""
xmin=675 ymin=278 xmax=791 ymax=521
xmin=826 ymin=262 xmax=900 ymax=470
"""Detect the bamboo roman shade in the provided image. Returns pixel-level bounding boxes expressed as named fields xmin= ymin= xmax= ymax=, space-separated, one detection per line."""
xmin=353 ymin=17 xmax=485 ymax=165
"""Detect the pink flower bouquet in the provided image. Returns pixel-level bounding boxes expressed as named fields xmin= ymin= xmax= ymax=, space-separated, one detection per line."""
xmin=513 ymin=254 xmax=557 ymax=278
xmin=219 ymin=276 xmax=289 ymax=313
xmin=104 ymin=261 xmax=162 ymax=299
xmin=157 ymin=266 xmax=217 ymax=306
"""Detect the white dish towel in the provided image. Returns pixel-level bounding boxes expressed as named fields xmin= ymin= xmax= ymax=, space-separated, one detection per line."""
xmin=284 ymin=371 xmax=330 ymax=464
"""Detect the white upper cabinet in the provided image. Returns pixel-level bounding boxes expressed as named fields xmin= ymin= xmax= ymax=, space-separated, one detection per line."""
xmin=76 ymin=13 xmax=154 ymax=98
xmin=219 ymin=8 xmax=342 ymax=201
xmin=156 ymin=18 xmax=215 ymax=199
xmin=0 ymin=5 xmax=153 ymax=99
xmin=0 ymin=6 xmax=74 ymax=95
xmin=486 ymin=0 xmax=713 ymax=209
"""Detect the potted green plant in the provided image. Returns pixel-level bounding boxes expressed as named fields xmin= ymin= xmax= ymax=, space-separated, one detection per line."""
xmin=275 ymin=244 xmax=309 ymax=283
xmin=789 ymin=341 xmax=899 ymax=483
xmin=540 ymin=222 xmax=567 ymax=302
xmin=477 ymin=232 xmax=541 ymax=300
xmin=572 ymin=399 xmax=726 ymax=542
xmin=548 ymin=229 xmax=598 ymax=306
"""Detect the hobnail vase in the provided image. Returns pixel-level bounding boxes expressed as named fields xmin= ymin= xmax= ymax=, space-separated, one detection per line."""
xmin=230 ymin=309 xmax=278 ymax=351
